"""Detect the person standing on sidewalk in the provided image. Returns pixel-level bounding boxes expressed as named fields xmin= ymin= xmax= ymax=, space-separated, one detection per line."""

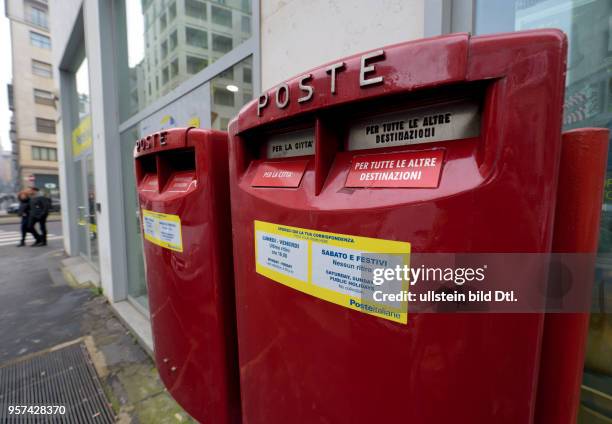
xmin=16 ymin=190 xmax=32 ymax=247
xmin=28 ymin=187 xmax=50 ymax=246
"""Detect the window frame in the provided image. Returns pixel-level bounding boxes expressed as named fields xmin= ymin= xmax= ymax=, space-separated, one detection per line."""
xmin=35 ymin=117 xmax=56 ymax=134
xmin=29 ymin=6 xmax=49 ymax=29
xmin=32 ymin=59 xmax=53 ymax=78
xmin=30 ymin=31 xmax=52 ymax=49
xmin=31 ymin=146 xmax=58 ymax=161
xmin=211 ymin=5 xmax=233 ymax=28
xmin=185 ymin=26 xmax=208 ymax=49
xmin=212 ymin=33 xmax=233 ymax=53
xmin=34 ymin=88 xmax=55 ymax=106
xmin=185 ymin=0 xmax=207 ymax=20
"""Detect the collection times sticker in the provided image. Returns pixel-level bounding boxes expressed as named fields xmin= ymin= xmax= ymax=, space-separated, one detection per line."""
xmin=254 ymin=220 xmax=410 ymax=323
xmin=142 ymin=209 xmax=183 ymax=252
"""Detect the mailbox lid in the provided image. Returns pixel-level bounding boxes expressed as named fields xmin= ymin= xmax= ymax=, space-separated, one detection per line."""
xmin=135 ymin=128 xmax=240 ymax=424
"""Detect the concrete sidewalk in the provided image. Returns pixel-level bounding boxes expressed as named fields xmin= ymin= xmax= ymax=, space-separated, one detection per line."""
xmin=0 ymin=240 xmax=194 ymax=423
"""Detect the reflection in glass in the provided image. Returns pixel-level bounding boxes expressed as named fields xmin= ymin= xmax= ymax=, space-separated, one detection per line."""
xmin=120 ymin=0 xmax=253 ymax=120
xmin=210 ymin=56 xmax=252 ymax=130
xmin=72 ymin=58 xmax=98 ymax=266
xmin=475 ymin=0 xmax=612 ymax=420
xmin=121 ymin=127 xmax=148 ymax=311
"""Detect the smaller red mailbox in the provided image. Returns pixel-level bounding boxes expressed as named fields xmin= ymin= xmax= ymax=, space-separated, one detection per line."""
xmin=134 ymin=128 xmax=240 ymax=424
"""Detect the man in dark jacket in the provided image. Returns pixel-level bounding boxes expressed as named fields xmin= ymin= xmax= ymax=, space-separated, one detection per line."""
xmin=29 ymin=187 xmax=50 ymax=246
xmin=16 ymin=190 xmax=32 ymax=247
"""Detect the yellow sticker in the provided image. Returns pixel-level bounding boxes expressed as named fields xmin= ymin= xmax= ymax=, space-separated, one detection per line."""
xmin=72 ymin=115 xmax=93 ymax=158
xmin=254 ymin=220 xmax=410 ymax=324
xmin=142 ymin=209 xmax=183 ymax=252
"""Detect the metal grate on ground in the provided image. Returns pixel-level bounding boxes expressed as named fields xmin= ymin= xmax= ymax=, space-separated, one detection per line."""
xmin=0 ymin=341 xmax=114 ymax=423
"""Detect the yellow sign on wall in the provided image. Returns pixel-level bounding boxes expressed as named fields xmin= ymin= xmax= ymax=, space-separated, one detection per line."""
xmin=72 ymin=115 xmax=92 ymax=158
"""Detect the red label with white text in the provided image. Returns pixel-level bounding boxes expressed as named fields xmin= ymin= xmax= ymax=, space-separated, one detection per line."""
xmin=345 ymin=150 xmax=444 ymax=188
xmin=251 ymin=160 xmax=309 ymax=188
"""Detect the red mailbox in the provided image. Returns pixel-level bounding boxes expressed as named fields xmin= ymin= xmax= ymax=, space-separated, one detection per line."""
xmin=135 ymin=128 xmax=240 ymax=424
xmin=228 ymin=31 xmax=569 ymax=423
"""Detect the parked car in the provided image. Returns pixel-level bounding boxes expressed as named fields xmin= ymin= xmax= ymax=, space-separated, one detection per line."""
xmin=7 ymin=202 xmax=20 ymax=214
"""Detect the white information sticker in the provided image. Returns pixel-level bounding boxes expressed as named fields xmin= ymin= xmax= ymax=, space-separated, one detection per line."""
xmin=347 ymin=100 xmax=481 ymax=151
xmin=266 ymin=128 xmax=315 ymax=158
xmin=256 ymin=230 xmax=309 ymax=281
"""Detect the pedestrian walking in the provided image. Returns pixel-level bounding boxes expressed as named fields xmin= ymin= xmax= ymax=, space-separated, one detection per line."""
xmin=28 ymin=187 xmax=50 ymax=246
xmin=16 ymin=190 xmax=32 ymax=247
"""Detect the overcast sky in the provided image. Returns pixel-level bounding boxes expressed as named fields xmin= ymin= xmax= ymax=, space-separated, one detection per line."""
xmin=0 ymin=1 xmax=13 ymax=152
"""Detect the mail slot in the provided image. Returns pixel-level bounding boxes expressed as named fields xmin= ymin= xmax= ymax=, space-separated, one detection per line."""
xmin=135 ymin=128 xmax=240 ymax=424
xmin=228 ymin=31 xmax=573 ymax=423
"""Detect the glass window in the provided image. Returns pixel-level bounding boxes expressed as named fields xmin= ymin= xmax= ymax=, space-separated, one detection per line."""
xmin=241 ymin=0 xmax=252 ymax=13
xmin=30 ymin=31 xmax=51 ymax=49
xmin=242 ymin=92 xmax=251 ymax=105
xmin=120 ymin=126 xmax=148 ymax=311
xmin=161 ymin=40 xmax=168 ymax=59
xmin=186 ymin=26 xmax=208 ymax=48
xmin=243 ymin=67 xmax=252 ymax=83
xmin=186 ymin=55 xmax=208 ymax=74
xmin=32 ymin=146 xmax=56 ymax=161
xmin=169 ymin=1 xmax=177 ymax=21
xmin=213 ymin=87 xmax=234 ymax=106
xmin=186 ymin=0 xmax=207 ymax=20
xmin=210 ymin=56 xmax=253 ymax=130
xmin=170 ymin=58 xmax=179 ymax=78
xmin=29 ymin=6 xmax=48 ymax=29
xmin=212 ymin=33 xmax=232 ymax=53
xmin=118 ymin=0 xmax=253 ymax=120
xmin=72 ymin=58 xmax=98 ymax=265
xmin=475 ymin=1 xmax=612 ymax=420
xmin=162 ymin=67 xmax=169 ymax=84
xmin=160 ymin=13 xmax=167 ymax=32
xmin=34 ymin=89 xmax=55 ymax=106
xmin=169 ymin=30 xmax=178 ymax=50
xmin=219 ymin=67 xmax=234 ymax=80
xmin=35 ymin=117 xmax=55 ymax=134
xmin=211 ymin=5 xmax=232 ymax=27
xmin=32 ymin=60 xmax=52 ymax=78
xmin=241 ymin=16 xmax=251 ymax=33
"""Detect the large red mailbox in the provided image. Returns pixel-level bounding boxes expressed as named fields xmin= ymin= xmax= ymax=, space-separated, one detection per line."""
xmin=135 ymin=128 xmax=240 ymax=424
xmin=228 ymin=31 xmax=569 ymax=422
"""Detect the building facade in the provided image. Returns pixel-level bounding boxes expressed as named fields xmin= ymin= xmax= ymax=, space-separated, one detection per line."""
xmin=0 ymin=149 xmax=13 ymax=193
xmin=6 ymin=0 xmax=59 ymax=196
xmin=7 ymin=85 xmax=18 ymax=192
xmin=50 ymin=0 xmax=612 ymax=421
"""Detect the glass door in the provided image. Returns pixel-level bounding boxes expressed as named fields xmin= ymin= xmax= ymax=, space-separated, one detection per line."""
xmin=73 ymin=58 xmax=99 ymax=267
xmin=76 ymin=154 xmax=98 ymax=266
xmin=121 ymin=127 xmax=148 ymax=312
